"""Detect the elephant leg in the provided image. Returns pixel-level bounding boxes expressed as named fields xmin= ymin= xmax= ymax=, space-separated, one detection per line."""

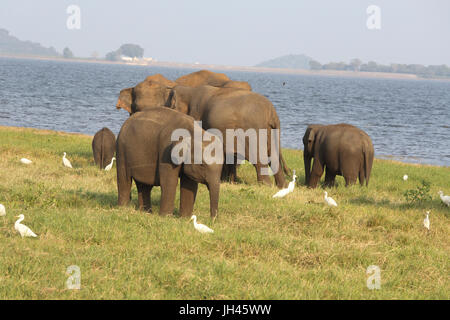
xmin=308 ymin=159 xmax=324 ymax=188
xmin=159 ymin=165 xmax=179 ymax=216
xmin=221 ymin=164 xmax=236 ymax=183
xmin=117 ymin=166 xmax=132 ymax=206
xmin=358 ymin=168 xmax=365 ymax=186
xmin=324 ymin=169 xmax=336 ymax=187
xmin=272 ymin=159 xmax=288 ymax=189
xmin=255 ymin=163 xmax=272 ymax=186
xmin=179 ymin=174 xmax=198 ymax=217
xmin=344 ymin=171 xmax=358 ymax=187
xmin=136 ymin=181 xmax=152 ymax=213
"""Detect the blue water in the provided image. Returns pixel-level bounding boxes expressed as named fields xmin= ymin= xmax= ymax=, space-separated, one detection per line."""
xmin=0 ymin=57 xmax=449 ymax=166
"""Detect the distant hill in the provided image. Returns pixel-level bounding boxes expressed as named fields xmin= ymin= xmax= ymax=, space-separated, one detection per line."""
xmin=0 ymin=29 xmax=60 ymax=57
xmin=255 ymin=54 xmax=313 ymax=70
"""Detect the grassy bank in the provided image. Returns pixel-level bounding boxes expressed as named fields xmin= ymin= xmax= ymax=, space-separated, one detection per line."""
xmin=0 ymin=126 xmax=448 ymax=299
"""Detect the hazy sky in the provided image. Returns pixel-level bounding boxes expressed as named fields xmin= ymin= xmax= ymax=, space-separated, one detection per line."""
xmin=1 ymin=0 xmax=449 ymax=66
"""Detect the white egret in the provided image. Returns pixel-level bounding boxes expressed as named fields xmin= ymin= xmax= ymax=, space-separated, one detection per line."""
xmin=273 ymin=170 xmax=297 ymax=198
xmin=324 ymin=191 xmax=338 ymax=207
xmin=423 ymin=211 xmax=430 ymax=231
xmin=0 ymin=204 xmax=5 ymax=216
xmin=20 ymin=158 xmax=32 ymax=164
xmin=14 ymin=214 xmax=37 ymax=238
xmin=190 ymin=215 xmax=214 ymax=234
xmin=105 ymin=157 xmax=116 ymax=171
xmin=62 ymin=152 xmax=73 ymax=168
xmin=403 ymin=174 xmax=408 ymax=181
xmin=438 ymin=191 xmax=450 ymax=207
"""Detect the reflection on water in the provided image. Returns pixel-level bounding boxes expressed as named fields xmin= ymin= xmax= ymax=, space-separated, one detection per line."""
xmin=0 ymin=57 xmax=449 ymax=166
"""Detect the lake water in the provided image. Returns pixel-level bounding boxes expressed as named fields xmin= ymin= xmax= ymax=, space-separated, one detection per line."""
xmin=0 ymin=57 xmax=449 ymax=166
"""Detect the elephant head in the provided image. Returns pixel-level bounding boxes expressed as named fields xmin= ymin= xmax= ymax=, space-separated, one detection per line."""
xmin=116 ymin=88 xmax=133 ymax=114
xmin=303 ymin=125 xmax=323 ymax=185
xmin=169 ymin=85 xmax=193 ymax=115
xmin=115 ymin=74 xmax=176 ymax=115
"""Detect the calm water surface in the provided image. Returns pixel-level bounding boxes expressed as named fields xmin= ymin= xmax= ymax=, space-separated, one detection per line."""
xmin=0 ymin=57 xmax=449 ymax=166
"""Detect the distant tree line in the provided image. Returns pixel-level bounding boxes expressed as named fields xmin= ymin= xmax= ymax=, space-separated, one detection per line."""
xmin=105 ymin=44 xmax=144 ymax=61
xmin=309 ymin=58 xmax=450 ymax=78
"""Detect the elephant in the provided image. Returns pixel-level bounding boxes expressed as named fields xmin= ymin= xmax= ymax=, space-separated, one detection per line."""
xmin=116 ymin=107 xmax=223 ymax=218
xmin=115 ymin=71 xmax=251 ymax=115
xmin=92 ymin=127 xmax=116 ymax=169
xmin=176 ymin=70 xmax=251 ymax=90
xmin=115 ymin=74 xmax=176 ymax=114
xmin=169 ymin=85 xmax=290 ymax=188
xmin=175 ymin=70 xmax=230 ymax=87
xmin=302 ymin=124 xmax=374 ymax=188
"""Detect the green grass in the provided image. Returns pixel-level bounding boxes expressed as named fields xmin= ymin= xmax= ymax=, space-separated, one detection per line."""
xmin=0 ymin=126 xmax=449 ymax=299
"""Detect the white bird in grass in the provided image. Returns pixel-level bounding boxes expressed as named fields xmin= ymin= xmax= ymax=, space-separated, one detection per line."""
xmin=438 ymin=191 xmax=450 ymax=207
xmin=423 ymin=211 xmax=430 ymax=231
xmin=324 ymin=191 xmax=338 ymax=207
xmin=20 ymin=158 xmax=32 ymax=164
xmin=190 ymin=215 xmax=214 ymax=234
xmin=14 ymin=214 xmax=37 ymax=238
xmin=104 ymin=157 xmax=116 ymax=171
xmin=62 ymin=152 xmax=73 ymax=168
xmin=403 ymin=174 xmax=408 ymax=181
xmin=0 ymin=204 xmax=5 ymax=217
xmin=273 ymin=170 xmax=297 ymax=198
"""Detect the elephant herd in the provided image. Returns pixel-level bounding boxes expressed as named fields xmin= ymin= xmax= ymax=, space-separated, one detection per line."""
xmin=91 ymin=70 xmax=375 ymax=218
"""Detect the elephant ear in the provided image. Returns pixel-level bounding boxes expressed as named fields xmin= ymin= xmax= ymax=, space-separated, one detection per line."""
xmin=170 ymin=88 xmax=189 ymax=114
xmin=303 ymin=126 xmax=316 ymax=154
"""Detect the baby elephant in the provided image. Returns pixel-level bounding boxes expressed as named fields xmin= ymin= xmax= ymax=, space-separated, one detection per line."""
xmin=303 ymin=124 xmax=374 ymax=188
xmin=116 ymin=107 xmax=223 ymax=218
xmin=92 ymin=127 xmax=116 ymax=169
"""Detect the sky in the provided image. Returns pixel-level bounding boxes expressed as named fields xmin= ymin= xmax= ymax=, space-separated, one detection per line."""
xmin=1 ymin=0 xmax=449 ymax=66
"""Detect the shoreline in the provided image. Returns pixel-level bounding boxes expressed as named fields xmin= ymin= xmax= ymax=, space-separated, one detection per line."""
xmin=2 ymin=54 xmax=449 ymax=82
xmin=1 ymin=125 xmax=448 ymax=168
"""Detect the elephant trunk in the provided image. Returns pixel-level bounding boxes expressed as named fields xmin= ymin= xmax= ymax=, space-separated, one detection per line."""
xmin=304 ymin=152 xmax=312 ymax=185
xmin=207 ymin=180 xmax=220 ymax=218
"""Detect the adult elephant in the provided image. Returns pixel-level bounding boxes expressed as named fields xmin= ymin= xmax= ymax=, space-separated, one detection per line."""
xmin=92 ymin=127 xmax=116 ymax=169
xmin=169 ymin=85 xmax=289 ymax=188
xmin=116 ymin=107 xmax=223 ymax=218
xmin=302 ymin=124 xmax=374 ymax=188
xmin=115 ymin=71 xmax=251 ymax=115
xmin=115 ymin=74 xmax=176 ymax=114
xmin=176 ymin=70 xmax=251 ymax=90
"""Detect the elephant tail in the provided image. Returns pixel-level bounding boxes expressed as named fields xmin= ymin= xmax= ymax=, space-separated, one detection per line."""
xmin=100 ymin=128 xmax=105 ymax=169
xmin=268 ymin=110 xmax=290 ymax=176
xmin=279 ymin=150 xmax=291 ymax=176
xmin=363 ymin=141 xmax=374 ymax=186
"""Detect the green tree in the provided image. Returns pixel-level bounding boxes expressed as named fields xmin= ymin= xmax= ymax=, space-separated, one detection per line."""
xmin=118 ymin=44 xmax=144 ymax=58
xmin=309 ymin=60 xmax=322 ymax=70
xmin=350 ymin=58 xmax=362 ymax=71
xmin=63 ymin=47 xmax=74 ymax=59
xmin=105 ymin=51 xmax=121 ymax=61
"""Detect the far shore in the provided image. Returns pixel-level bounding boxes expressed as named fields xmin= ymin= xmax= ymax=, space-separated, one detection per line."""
xmin=1 ymin=125 xmax=447 ymax=168
xmin=2 ymin=54 xmax=449 ymax=82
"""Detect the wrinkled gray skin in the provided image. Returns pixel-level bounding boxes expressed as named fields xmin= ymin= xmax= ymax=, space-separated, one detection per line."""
xmin=170 ymin=85 xmax=290 ymax=188
xmin=92 ymin=127 xmax=116 ymax=169
xmin=116 ymin=107 xmax=223 ymax=218
xmin=303 ymin=124 xmax=374 ymax=188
